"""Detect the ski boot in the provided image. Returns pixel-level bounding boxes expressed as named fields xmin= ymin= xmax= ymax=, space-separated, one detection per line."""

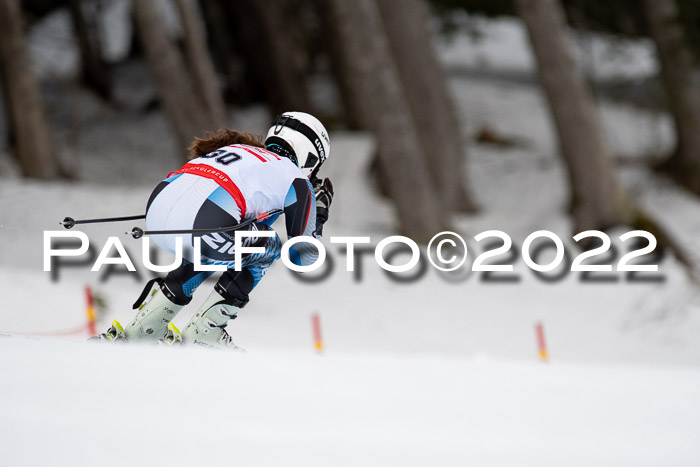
xmin=181 ymin=277 xmax=248 ymax=351
xmin=89 ymin=319 xmax=127 ymax=342
xmin=90 ymin=320 xmax=183 ymax=345
xmin=160 ymin=322 xmax=183 ymax=346
xmin=124 ymin=278 xmax=191 ymax=342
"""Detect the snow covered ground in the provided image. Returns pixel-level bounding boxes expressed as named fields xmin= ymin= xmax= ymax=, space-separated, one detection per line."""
xmin=1 ymin=338 xmax=699 ymax=467
xmin=1 ymin=10 xmax=699 ymax=466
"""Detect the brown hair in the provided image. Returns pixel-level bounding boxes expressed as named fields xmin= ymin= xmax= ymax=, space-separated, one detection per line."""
xmin=188 ymin=129 xmax=265 ymax=160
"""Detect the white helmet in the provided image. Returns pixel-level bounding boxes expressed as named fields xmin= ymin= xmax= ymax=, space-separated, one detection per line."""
xmin=265 ymin=111 xmax=330 ymax=176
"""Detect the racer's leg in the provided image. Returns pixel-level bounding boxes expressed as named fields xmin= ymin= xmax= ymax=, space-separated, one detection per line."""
xmin=181 ymin=235 xmax=281 ymax=348
xmin=123 ymin=261 xmax=214 ymax=341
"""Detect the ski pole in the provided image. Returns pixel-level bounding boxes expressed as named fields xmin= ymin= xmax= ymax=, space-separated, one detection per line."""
xmin=129 ymin=209 xmax=283 ymax=239
xmin=60 ymin=214 xmax=145 ymax=229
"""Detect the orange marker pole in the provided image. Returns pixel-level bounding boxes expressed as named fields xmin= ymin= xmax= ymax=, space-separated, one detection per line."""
xmin=311 ymin=313 xmax=323 ymax=353
xmin=536 ymin=322 xmax=548 ymax=363
xmin=85 ymin=286 xmax=97 ymax=336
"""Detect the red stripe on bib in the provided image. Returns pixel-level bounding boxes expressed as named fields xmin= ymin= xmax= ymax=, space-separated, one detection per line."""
xmin=168 ymin=163 xmax=247 ymax=218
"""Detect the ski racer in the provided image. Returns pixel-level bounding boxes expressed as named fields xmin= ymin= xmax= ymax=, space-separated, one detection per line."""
xmin=97 ymin=112 xmax=333 ymax=349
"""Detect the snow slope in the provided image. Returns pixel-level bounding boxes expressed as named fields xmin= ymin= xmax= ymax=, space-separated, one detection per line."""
xmin=1 ymin=338 xmax=698 ymax=467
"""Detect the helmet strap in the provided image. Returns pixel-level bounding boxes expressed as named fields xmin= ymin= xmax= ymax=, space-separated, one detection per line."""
xmin=271 ymin=114 xmax=327 ymax=163
xmin=310 ymin=165 xmax=321 ymax=180
xmin=266 ymin=136 xmax=299 ymax=167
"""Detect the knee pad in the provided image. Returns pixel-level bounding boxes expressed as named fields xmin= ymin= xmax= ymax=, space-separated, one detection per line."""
xmin=215 ymin=268 xmax=255 ymax=309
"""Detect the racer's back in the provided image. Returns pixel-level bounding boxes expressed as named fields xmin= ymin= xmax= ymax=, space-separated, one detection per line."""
xmin=185 ymin=143 xmax=309 ymax=220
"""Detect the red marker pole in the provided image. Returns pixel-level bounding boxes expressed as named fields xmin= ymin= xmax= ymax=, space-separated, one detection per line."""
xmin=85 ymin=286 xmax=97 ymax=336
xmin=311 ymin=313 xmax=323 ymax=353
xmin=536 ymin=322 xmax=548 ymax=363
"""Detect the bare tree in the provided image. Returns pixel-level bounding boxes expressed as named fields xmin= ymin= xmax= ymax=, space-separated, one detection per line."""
xmin=199 ymin=0 xmax=251 ymax=104
xmin=132 ymin=0 xmax=214 ymax=155
xmin=516 ymin=0 xmax=633 ymax=232
xmin=325 ymin=0 xmax=448 ymax=242
xmin=255 ymin=0 xmax=313 ymax=113
xmin=376 ymin=0 xmax=477 ymax=213
xmin=316 ymin=0 xmax=366 ymax=129
xmin=229 ymin=0 xmax=313 ymax=115
xmin=68 ymin=0 xmax=111 ymax=99
xmin=0 ymin=0 xmax=62 ymax=179
xmin=644 ymin=0 xmax=700 ymax=195
xmin=174 ymin=0 xmax=227 ymax=127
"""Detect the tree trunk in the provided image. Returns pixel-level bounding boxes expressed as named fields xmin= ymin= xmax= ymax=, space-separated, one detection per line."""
xmin=132 ymin=0 xmax=212 ymax=156
xmin=516 ymin=0 xmax=632 ymax=233
xmin=376 ymin=0 xmax=477 ymax=213
xmin=174 ymin=0 xmax=227 ymax=127
xmin=199 ymin=0 xmax=251 ymax=104
xmin=229 ymin=0 xmax=312 ymax=115
xmin=0 ymin=0 xmax=62 ymax=179
xmin=316 ymin=0 xmax=365 ymax=129
xmin=325 ymin=0 xmax=448 ymax=242
xmin=644 ymin=0 xmax=700 ymax=194
xmin=68 ymin=0 xmax=111 ymax=99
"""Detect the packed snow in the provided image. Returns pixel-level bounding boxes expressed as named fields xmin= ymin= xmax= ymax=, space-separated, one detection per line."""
xmin=1 ymin=338 xmax=699 ymax=467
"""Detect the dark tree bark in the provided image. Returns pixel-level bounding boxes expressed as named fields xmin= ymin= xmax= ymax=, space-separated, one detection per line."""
xmin=229 ymin=0 xmax=312 ymax=115
xmin=68 ymin=0 xmax=111 ymax=99
xmin=132 ymin=0 xmax=213 ymax=156
xmin=174 ymin=0 xmax=227 ymax=127
xmin=325 ymin=0 xmax=448 ymax=242
xmin=0 ymin=0 xmax=63 ymax=179
xmin=516 ymin=0 xmax=633 ymax=232
xmin=317 ymin=0 xmax=365 ymax=129
xmin=199 ymin=0 xmax=251 ymax=104
xmin=376 ymin=0 xmax=477 ymax=213
xmin=644 ymin=0 xmax=700 ymax=195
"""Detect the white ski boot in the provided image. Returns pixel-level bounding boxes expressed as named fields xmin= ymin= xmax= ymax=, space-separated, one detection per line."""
xmin=181 ymin=289 xmax=243 ymax=350
xmin=160 ymin=323 xmax=184 ymax=346
xmin=90 ymin=319 xmax=127 ymax=342
xmin=124 ymin=279 xmax=189 ymax=342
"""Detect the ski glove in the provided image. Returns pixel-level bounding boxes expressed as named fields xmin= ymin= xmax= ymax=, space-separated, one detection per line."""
xmin=313 ymin=177 xmax=334 ymax=233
